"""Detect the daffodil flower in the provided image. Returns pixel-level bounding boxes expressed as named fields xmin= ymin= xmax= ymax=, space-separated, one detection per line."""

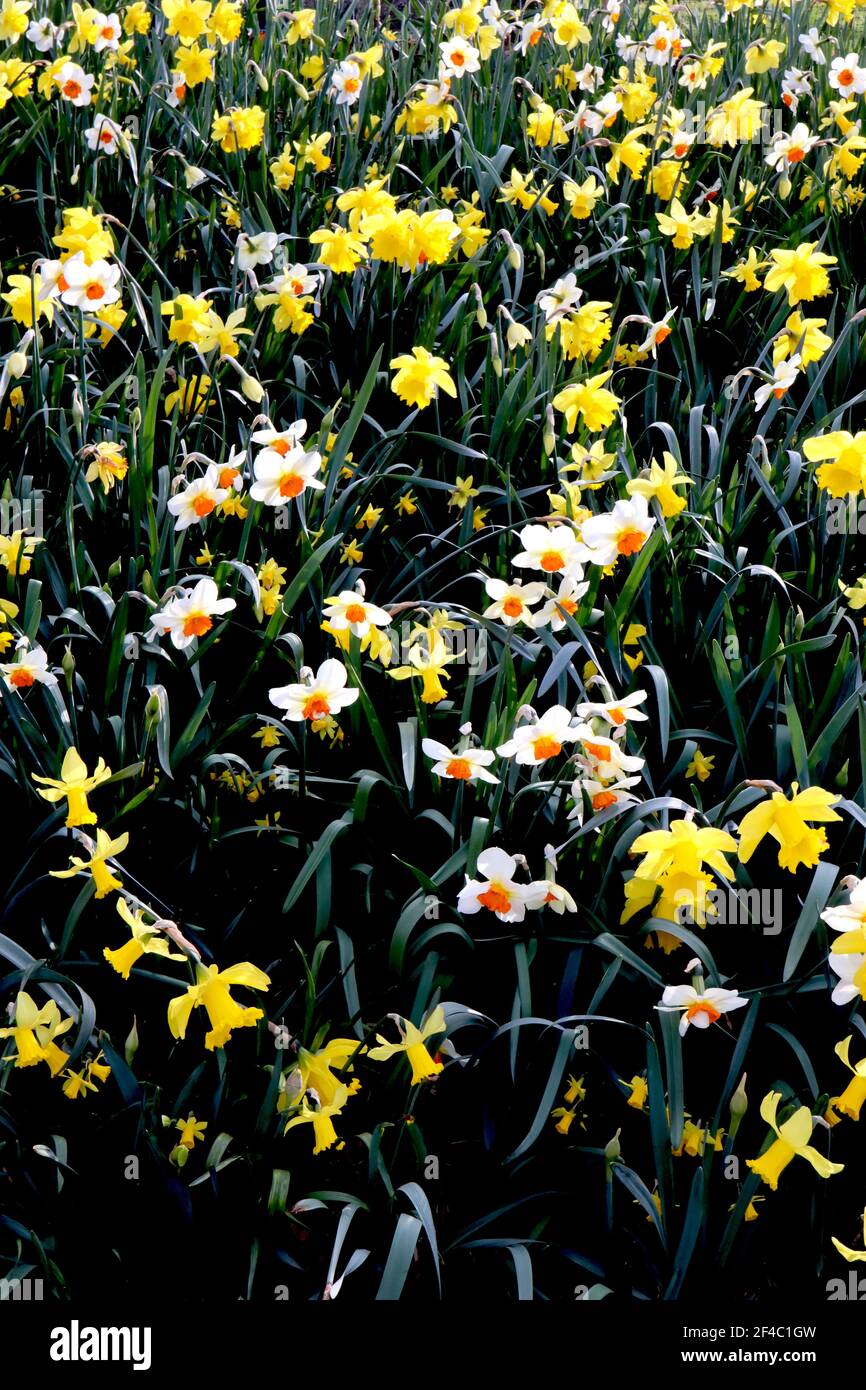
xmin=0 ymin=990 xmax=73 ymax=1074
xmin=822 ymin=876 xmax=866 ymax=952
xmin=388 ymin=629 xmax=456 ymax=703
xmin=368 ymin=1005 xmax=446 ymax=1085
xmin=458 ymin=847 xmax=547 ymax=922
xmin=104 ymin=897 xmax=187 ymax=979
xmin=746 ymin=1090 xmax=844 ymax=1190
xmin=284 ymin=1085 xmax=350 ymax=1154
xmin=657 ymin=983 xmax=748 ymax=1035
xmin=176 ymin=1113 xmax=208 ymax=1148
xmin=168 ymin=960 xmax=271 ymax=1050
xmin=279 ymin=1037 xmax=364 ymax=1112
xmin=830 ymin=1036 xmax=866 ymax=1120
xmin=832 ymin=1208 xmax=866 ymax=1262
xmin=737 ymin=782 xmax=842 ymax=872
xmin=50 ymin=826 xmax=129 ymax=898
xmin=32 ymin=746 xmax=112 ymax=827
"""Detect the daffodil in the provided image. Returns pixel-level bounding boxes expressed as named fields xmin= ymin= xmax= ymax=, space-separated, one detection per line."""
xmin=830 ymin=1036 xmax=866 ymax=1120
xmin=746 ymin=1090 xmax=844 ymax=1190
xmin=832 ymin=1208 xmax=866 ymax=1262
xmin=284 ymin=1085 xmax=349 ymax=1153
xmin=657 ymin=982 xmax=748 ymax=1035
xmin=686 ymin=748 xmax=715 ymax=781
xmin=176 ymin=1113 xmax=208 ymax=1148
xmin=388 ymin=628 xmax=456 ymax=703
xmin=803 ymin=431 xmax=866 ymax=497
xmin=281 ymin=1038 xmax=363 ymax=1110
xmin=0 ymin=991 xmax=72 ymax=1073
xmin=737 ymin=783 xmax=841 ymax=872
xmin=50 ymin=826 xmax=129 ymax=898
xmin=626 ymin=452 xmax=692 ymax=518
xmin=763 ymin=242 xmax=837 ymax=306
xmin=168 ymin=961 xmax=271 ymax=1049
xmin=389 ymin=346 xmax=456 ymax=409
xmin=368 ymin=1005 xmax=446 ymax=1084
xmin=32 ymin=746 xmax=111 ymax=826
xmin=104 ymin=898 xmax=186 ymax=979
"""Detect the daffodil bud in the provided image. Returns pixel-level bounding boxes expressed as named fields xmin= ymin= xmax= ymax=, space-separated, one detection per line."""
xmin=793 ymin=606 xmax=805 ymax=639
xmin=835 ymin=759 xmax=849 ymax=789
xmin=472 ymin=283 xmax=487 ymax=329
xmin=71 ymin=389 xmax=84 ymax=430
xmin=145 ymin=688 xmax=162 ymax=731
xmin=501 ymin=231 xmax=522 ymax=271
xmin=250 ymin=61 xmax=269 ymax=92
xmin=70 ymin=164 xmax=80 ymax=187
xmin=490 ymin=331 xmax=502 ymax=377
xmin=125 ymin=1015 xmax=139 ymax=1065
xmin=170 ymin=1143 xmax=189 ymax=1168
xmin=7 ymin=344 xmax=30 ymax=380
xmin=240 ymin=372 xmax=265 ymax=403
xmin=183 ymin=165 xmax=208 ymax=190
xmin=543 ymin=404 xmax=555 ymax=457
xmin=61 ymin=645 xmax=75 ymax=687
xmin=604 ymin=1128 xmax=622 ymax=1173
xmin=535 ymin=241 xmax=545 ymax=279
xmin=728 ymin=1072 xmax=748 ymax=1140
xmin=107 ymin=557 xmax=122 ymax=581
xmin=286 ymin=73 xmax=310 ymax=100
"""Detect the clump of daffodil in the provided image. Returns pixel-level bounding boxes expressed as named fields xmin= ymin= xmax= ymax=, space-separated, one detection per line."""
xmin=368 ymin=1005 xmax=446 ymax=1084
xmin=552 ymin=1073 xmax=586 ymax=1134
xmin=168 ymin=960 xmax=271 ymax=1050
xmin=746 ymin=1090 xmax=843 ymax=1190
xmin=61 ymin=1051 xmax=111 ymax=1100
xmin=32 ymin=746 xmax=112 ymax=827
xmin=737 ymin=782 xmax=842 ymax=873
xmin=622 ymin=817 xmax=738 ymax=936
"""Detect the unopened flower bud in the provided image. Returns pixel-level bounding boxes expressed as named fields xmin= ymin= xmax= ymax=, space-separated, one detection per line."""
xmin=489 ymin=331 xmax=502 ymax=377
xmin=240 ymin=372 xmax=265 ymax=403
xmin=125 ymin=1015 xmax=139 ymax=1065
xmin=543 ymin=404 xmax=555 ymax=456
xmin=472 ymin=283 xmax=487 ymax=329
xmin=728 ymin=1072 xmax=748 ymax=1141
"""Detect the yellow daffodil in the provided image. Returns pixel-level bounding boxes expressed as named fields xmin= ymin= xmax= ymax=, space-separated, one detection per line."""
xmin=747 ymin=1090 xmax=844 ymax=1190
xmin=32 ymin=746 xmax=112 ymax=826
